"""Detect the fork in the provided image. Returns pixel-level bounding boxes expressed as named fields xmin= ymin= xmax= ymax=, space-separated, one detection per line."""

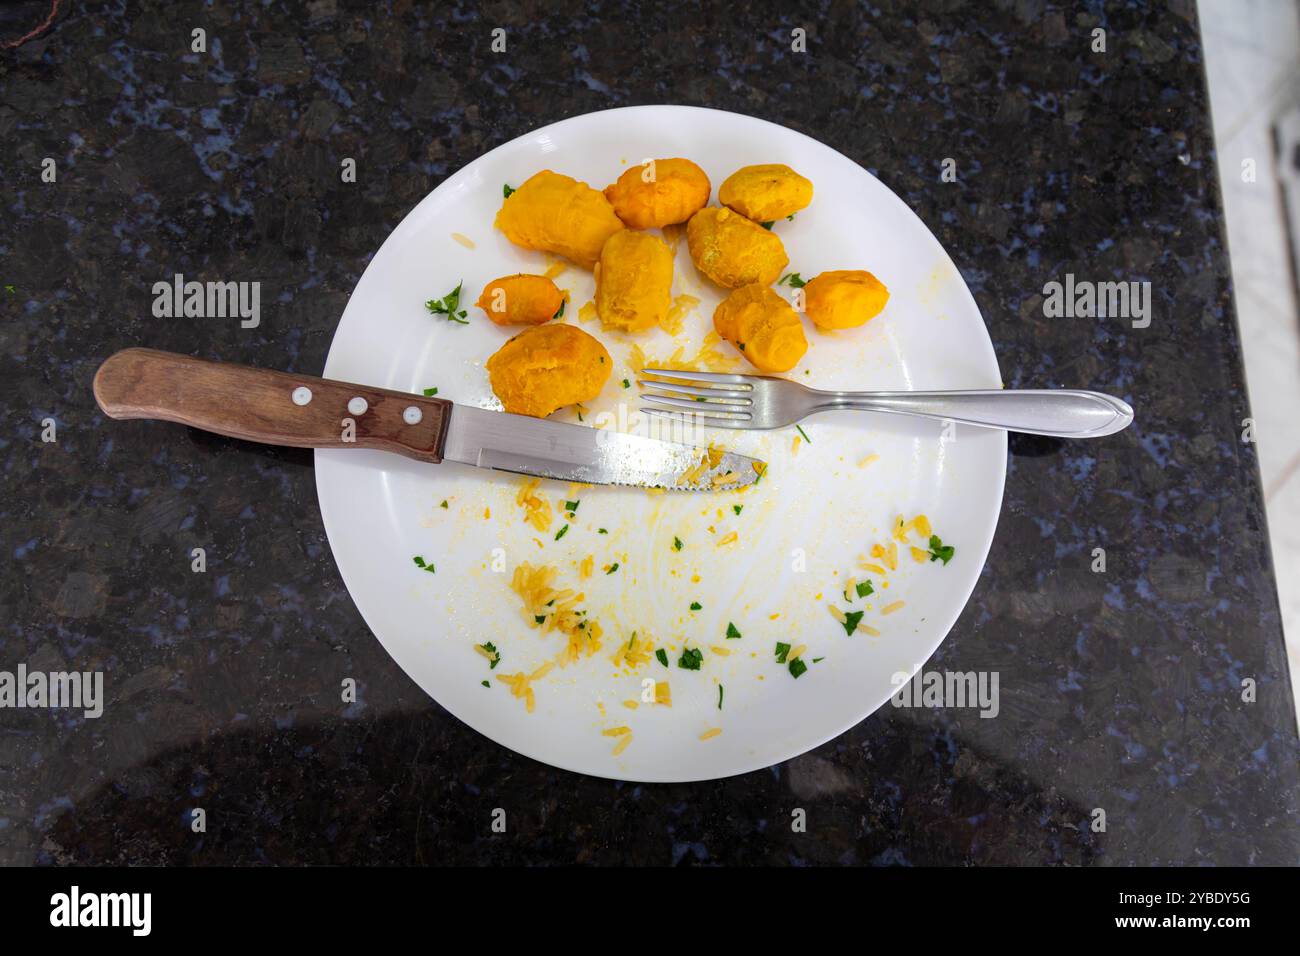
xmin=638 ymin=369 xmax=1134 ymax=438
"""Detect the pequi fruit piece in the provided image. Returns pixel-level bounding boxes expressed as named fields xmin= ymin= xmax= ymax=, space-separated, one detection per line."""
xmin=686 ymin=207 xmax=788 ymax=289
xmin=476 ymin=274 xmax=566 ymax=326
xmin=594 ymin=230 xmax=674 ymax=333
xmin=712 ymin=283 xmax=808 ymax=373
xmin=486 ymin=323 xmax=612 ymax=418
xmin=803 ymin=270 xmax=890 ymax=330
xmin=495 ymin=170 xmax=624 ymax=269
xmin=718 ymin=164 xmax=814 ymax=222
xmin=604 ymin=158 xmax=711 ymax=229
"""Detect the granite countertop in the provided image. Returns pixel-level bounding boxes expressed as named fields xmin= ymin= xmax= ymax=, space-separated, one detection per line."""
xmin=2 ymin=0 xmax=1297 ymax=865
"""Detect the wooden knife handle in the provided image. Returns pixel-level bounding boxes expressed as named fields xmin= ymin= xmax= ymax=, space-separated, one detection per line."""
xmin=93 ymin=348 xmax=453 ymax=464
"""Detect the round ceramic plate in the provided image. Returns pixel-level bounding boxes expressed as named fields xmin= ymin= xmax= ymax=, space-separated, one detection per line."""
xmin=316 ymin=105 xmax=1006 ymax=782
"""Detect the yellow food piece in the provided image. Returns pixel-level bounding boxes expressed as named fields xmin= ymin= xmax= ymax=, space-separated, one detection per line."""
xmin=494 ymin=170 xmax=624 ymax=269
xmin=486 ymin=324 xmax=612 ymax=417
xmin=594 ymin=230 xmax=674 ymax=333
xmin=718 ymin=164 xmax=813 ymax=222
xmin=686 ymin=207 xmax=788 ymax=289
xmin=604 ymin=158 xmax=712 ymax=229
xmin=712 ymin=284 xmax=808 ymax=373
xmin=804 ymin=270 xmax=890 ymax=330
xmin=476 ymin=274 xmax=565 ymax=326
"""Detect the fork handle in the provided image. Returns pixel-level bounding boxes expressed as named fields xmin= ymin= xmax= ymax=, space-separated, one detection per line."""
xmin=813 ymin=389 xmax=1133 ymax=438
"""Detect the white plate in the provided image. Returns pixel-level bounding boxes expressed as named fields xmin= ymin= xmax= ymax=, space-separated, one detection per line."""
xmin=316 ymin=105 xmax=1006 ymax=782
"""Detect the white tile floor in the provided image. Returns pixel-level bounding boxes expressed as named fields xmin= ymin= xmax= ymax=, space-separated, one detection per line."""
xmin=1199 ymin=0 xmax=1300 ymax=729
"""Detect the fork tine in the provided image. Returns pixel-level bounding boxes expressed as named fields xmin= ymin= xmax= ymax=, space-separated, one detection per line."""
xmin=641 ymin=409 xmax=753 ymax=429
xmin=638 ymin=380 xmax=752 ymax=401
xmin=641 ymin=395 xmax=752 ymax=416
xmin=642 ymin=367 xmax=755 ymax=385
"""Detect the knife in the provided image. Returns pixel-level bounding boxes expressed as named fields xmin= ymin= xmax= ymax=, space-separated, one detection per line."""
xmin=92 ymin=349 xmax=765 ymax=491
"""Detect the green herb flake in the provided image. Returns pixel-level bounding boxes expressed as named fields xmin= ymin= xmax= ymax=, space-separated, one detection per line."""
xmin=812 ymin=656 xmax=824 ymax=663
xmin=423 ymin=386 xmax=439 ymax=396
xmin=733 ymin=505 xmax=743 ymax=515
xmin=775 ymin=642 xmax=791 ymax=664
xmin=412 ymin=555 xmax=435 ymax=573
xmin=789 ymin=658 xmax=808 ymax=678
xmin=779 ymin=272 xmax=807 ymax=288
xmin=480 ymin=641 xmax=500 ymax=669
xmin=482 ymin=680 xmax=490 ymax=688
xmin=795 ymin=425 xmax=812 ymax=444
xmin=718 ymin=684 xmax=725 ymax=710
xmin=655 ymin=648 xmax=669 ymax=667
xmin=564 ymin=500 xmax=580 ymax=513
xmin=534 ymin=615 xmax=546 ymax=624
xmin=503 ymin=183 xmax=515 ymax=198
xmin=622 ymin=378 xmax=631 ymax=388
xmin=760 ymin=220 xmax=774 ymax=230
xmin=598 ymin=528 xmax=608 ymax=534
xmin=842 ymin=610 xmax=865 ymax=636
xmin=928 ymin=535 xmax=956 ymax=565
xmin=425 ymin=281 xmax=469 ymax=324
xmin=689 ymin=601 xmax=702 ymax=611
xmin=673 ymin=536 xmax=684 ymax=552
xmin=726 ymin=622 xmax=742 ymax=640
xmin=555 ymin=524 xmax=569 ymax=541
xmin=606 ymin=562 xmax=620 ymax=574
xmin=678 ymin=647 xmax=704 ymax=670
xmin=856 ymin=580 xmax=874 ymax=598
xmin=553 ymin=299 xmax=566 ymax=319
xmin=439 ymin=500 xmax=449 ymax=509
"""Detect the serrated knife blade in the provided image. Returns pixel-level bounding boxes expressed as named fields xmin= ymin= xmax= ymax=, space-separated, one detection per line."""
xmin=442 ymin=404 xmax=764 ymax=491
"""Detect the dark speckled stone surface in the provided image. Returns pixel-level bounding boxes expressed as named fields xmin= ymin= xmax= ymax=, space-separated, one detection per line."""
xmin=1 ymin=0 xmax=1297 ymax=865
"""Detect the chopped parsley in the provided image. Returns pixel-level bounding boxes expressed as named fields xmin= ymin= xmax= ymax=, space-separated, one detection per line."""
xmin=606 ymin=562 xmax=620 ymax=574
xmin=928 ymin=535 xmax=956 ymax=565
xmin=534 ymin=615 xmax=545 ymax=624
xmin=812 ymin=656 xmax=824 ymax=663
xmin=655 ymin=648 xmax=669 ymax=667
xmin=425 ymin=281 xmax=469 ymax=323
xmin=423 ymin=386 xmax=439 ymax=396
xmin=718 ymin=684 xmax=724 ymax=709
xmin=598 ymin=528 xmax=608 ymax=534
xmin=774 ymin=642 xmax=791 ymax=664
xmin=760 ymin=220 xmax=774 ymax=230
xmin=439 ymin=500 xmax=449 ymax=509
xmin=673 ymin=536 xmax=684 ymax=552
xmin=842 ymin=610 xmax=865 ymax=636
xmin=795 ymin=425 xmax=811 ymax=444
xmin=856 ymin=580 xmax=874 ymax=598
xmin=412 ymin=555 xmax=435 ymax=573
xmin=481 ymin=680 xmax=490 ymax=687
xmin=502 ymin=183 xmax=515 ymax=198
xmin=733 ymin=505 xmax=743 ymax=515
xmin=564 ymin=500 xmax=580 ymax=513
xmin=622 ymin=378 xmax=630 ymax=388
xmin=678 ymin=647 xmax=703 ymax=670
xmin=779 ymin=272 xmax=807 ymax=288
xmin=480 ymin=641 xmax=500 ymax=669
xmin=689 ymin=601 xmax=702 ymax=611
xmin=555 ymin=524 xmax=569 ymax=541
xmin=789 ymin=658 xmax=808 ymax=678
xmin=553 ymin=299 xmax=565 ymax=319
xmin=726 ymin=622 xmax=742 ymax=640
